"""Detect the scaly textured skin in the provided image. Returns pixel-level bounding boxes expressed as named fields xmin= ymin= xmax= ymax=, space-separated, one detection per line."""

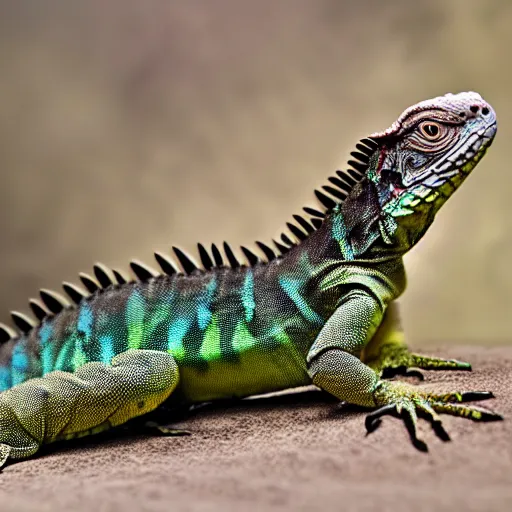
xmin=0 ymin=349 xmax=179 ymax=465
xmin=0 ymin=91 xmax=501 ymax=466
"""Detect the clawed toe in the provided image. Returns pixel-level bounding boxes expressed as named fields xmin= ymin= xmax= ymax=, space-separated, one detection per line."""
xmin=409 ymin=354 xmax=472 ymax=372
xmin=365 ymin=404 xmax=399 ymax=433
xmin=365 ymin=403 xmax=432 ymax=451
xmin=430 ymin=402 xmax=503 ymax=422
xmin=368 ymin=380 xmax=503 ymax=450
xmin=375 ymin=351 xmax=473 ymax=380
xmin=401 ymin=407 xmax=428 ymax=452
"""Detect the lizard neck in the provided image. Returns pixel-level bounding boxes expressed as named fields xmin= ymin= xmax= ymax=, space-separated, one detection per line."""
xmin=326 ymin=177 xmax=446 ymax=262
xmin=325 ymin=178 xmax=406 ymax=261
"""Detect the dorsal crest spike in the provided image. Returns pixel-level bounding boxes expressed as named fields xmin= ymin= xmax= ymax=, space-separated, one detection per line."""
xmin=350 ymin=151 xmax=370 ymax=164
xmin=328 ymin=176 xmax=352 ymax=194
xmin=40 ymin=289 xmax=67 ymax=314
xmin=112 ymin=269 xmax=128 ymax=285
xmin=281 ymin=233 xmax=296 ymax=247
xmin=154 ymin=252 xmax=177 ymax=276
xmin=355 ymin=142 xmax=375 ymax=156
xmin=240 ymin=246 xmax=259 ymax=266
xmin=223 ymin=242 xmax=240 ymax=268
xmin=0 ymin=323 xmax=14 ymax=343
xmin=314 ymin=190 xmax=337 ymax=210
xmin=360 ymin=137 xmax=378 ymax=149
xmin=347 ymin=167 xmax=364 ymax=180
xmin=62 ymin=282 xmax=86 ymax=305
xmin=172 ymin=247 xmax=198 ymax=274
xmin=11 ymin=311 xmax=35 ymax=334
xmin=335 ymin=170 xmax=357 ymax=187
xmin=130 ymin=261 xmax=157 ymax=281
xmin=273 ymin=239 xmax=289 ymax=255
xmin=293 ymin=215 xmax=315 ymax=234
xmin=305 ymin=135 xmax=378 ymax=218
xmin=211 ymin=244 xmax=224 ymax=267
xmin=303 ymin=206 xmax=325 ymax=219
xmin=29 ymin=299 xmax=48 ymax=322
xmin=256 ymin=241 xmax=276 ymax=261
xmin=322 ymin=185 xmax=346 ymax=201
xmin=311 ymin=218 xmax=323 ymax=229
xmin=347 ymin=161 xmax=367 ymax=174
xmin=197 ymin=244 xmax=214 ymax=270
xmin=79 ymin=273 xmax=100 ymax=294
xmin=93 ymin=264 xmax=114 ymax=288
xmin=287 ymin=222 xmax=308 ymax=242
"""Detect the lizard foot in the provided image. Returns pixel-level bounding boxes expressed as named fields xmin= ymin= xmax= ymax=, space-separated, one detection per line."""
xmin=367 ymin=344 xmax=472 ymax=378
xmin=367 ymin=381 xmax=503 ymax=451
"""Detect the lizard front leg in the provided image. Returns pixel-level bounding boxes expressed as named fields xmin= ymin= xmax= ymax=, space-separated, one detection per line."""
xmin=362 ymin=302 xmax=471 ymax=378
xmin=0 ymin=349 xmax=180 ymax=468
xmin=307 ymin=290 xmax=502 ymax=450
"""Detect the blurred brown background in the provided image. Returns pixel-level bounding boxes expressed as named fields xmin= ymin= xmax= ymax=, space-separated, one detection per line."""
xmin=0 ymin=0 xmax=510 ymax=346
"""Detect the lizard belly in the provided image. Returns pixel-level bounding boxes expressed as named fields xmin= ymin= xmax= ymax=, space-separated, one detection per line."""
xmin=177 ymin=343 xmax=311 ymax=403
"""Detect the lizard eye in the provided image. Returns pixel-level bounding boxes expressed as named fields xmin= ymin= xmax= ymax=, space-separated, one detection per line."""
xmin=419 ymin=121 xmax=443 ymax=140
xmin=407 ymin=120 xmax=455 ymax=153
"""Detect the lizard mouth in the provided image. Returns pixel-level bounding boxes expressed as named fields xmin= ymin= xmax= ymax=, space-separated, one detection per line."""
xmin=437 ymin=121 xmax=497 ymax=177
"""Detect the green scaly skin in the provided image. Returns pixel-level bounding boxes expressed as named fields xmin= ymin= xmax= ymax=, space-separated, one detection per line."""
xmin=0 ymin=91 xmax=501 ymax=467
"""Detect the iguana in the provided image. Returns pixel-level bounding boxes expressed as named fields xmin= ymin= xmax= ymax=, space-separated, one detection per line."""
xmin=0 ymin=91 xmax=501 ymax=468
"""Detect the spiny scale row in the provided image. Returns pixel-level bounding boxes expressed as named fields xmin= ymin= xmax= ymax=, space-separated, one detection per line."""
xmin=313 ymin=137 xmax=376 ymax=210
xmin=0 ymin=137 xmax=378 ymax=342
xmin=0 ymin=213 xmax=319 ymax=342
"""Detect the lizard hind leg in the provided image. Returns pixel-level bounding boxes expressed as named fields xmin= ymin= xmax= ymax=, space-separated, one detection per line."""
xmin=96 ymin=349 xmax=181 ymax=428
xmin=0 ymin=348 xmax=181 ymax=469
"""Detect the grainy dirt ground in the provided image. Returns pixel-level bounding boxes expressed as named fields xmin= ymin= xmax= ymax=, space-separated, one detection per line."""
xmin=0 ymin=346 xmax=510 ymax=512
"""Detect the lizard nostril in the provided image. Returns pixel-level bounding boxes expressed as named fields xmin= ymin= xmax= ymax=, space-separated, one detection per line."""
xmin=481 ymin=107 xmax=490 ymax=116
xmin=470 ymin=105 xmax=479 ymax=114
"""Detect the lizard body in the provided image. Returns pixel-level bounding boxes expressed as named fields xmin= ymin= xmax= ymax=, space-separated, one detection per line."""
xmin=0 ymin=91 xmax=501 ymax=466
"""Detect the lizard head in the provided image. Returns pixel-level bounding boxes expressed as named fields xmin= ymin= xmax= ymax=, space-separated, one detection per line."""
xmin=362 ymin=92 xmax=497 ymax=247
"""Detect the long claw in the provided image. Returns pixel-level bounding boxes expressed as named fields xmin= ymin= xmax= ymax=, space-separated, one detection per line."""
xmin=478 ymin=411 xmax=505 ymax=422
xmin=458 ymin=391 xmax=495 ymax=402
xmin=401 ymin=407 xmax=427 ymax=452
xmin=404 ymin=369 xmax=425 ymax=381
xmin=381 ymin=365 xmax=407 ymax=379
xmin=365 ymin=404 xmax=398 ymax=433
xmin=371 ymin=375 xmax=503 ymax=450
xmin=381 ymin=366 xmax=425 ymax=381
